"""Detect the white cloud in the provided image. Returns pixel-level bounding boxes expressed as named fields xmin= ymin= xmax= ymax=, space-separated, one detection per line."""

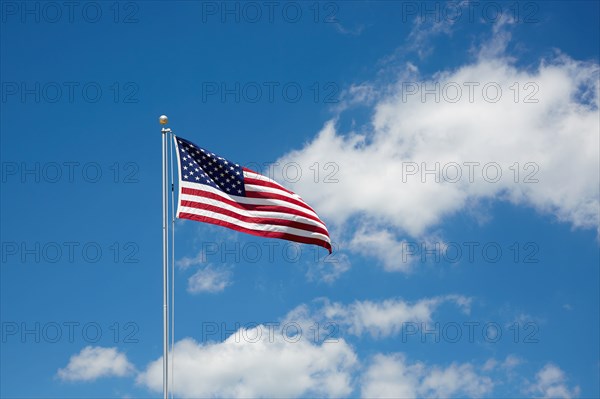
xmin=349 ymin=227 xmax=447 ymax=272
xmin=483 ymin=358 xmax=498 ymax=371
xmin=406 ymin=11 xmax=456 ymax=60
xmin=420 ymin=362 xmax=494 ymax=398
xmin=348 ymin=227 xmax=415 ymax=272
xmin=276 ymin=24 xmax=599 ymax=270
xmin=361 ymin=353 xmax=493 ymax=398
xmin=57 ymin=346 xmax=134 ymax=382
xmin=306 ymin=252 xmax=351 ymax=283
xmin=501 ymin=354 xmax=523 ymax=370
xmin=360 ymin=353 xmax=423 ymax=398
xmin=133 ymin=297 xmax=580 ymax=399
xmin=319 ymin=295 xmax=470 ymax=338
xmin=187 ymin=265 xmax=231 ymax=293
xmin=176 ymin=251 xmax=206 ymax=270
xmin=137 ymin=333 xmax=357 ymax=398
xmin=136 ymin=295 xmax=465 ymax=397
xmin=527 ymin=363 xmax=580 ymax=399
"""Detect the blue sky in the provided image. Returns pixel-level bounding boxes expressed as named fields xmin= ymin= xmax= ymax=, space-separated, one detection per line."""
xmin=1 ymin=1 xmax=599 ymax=398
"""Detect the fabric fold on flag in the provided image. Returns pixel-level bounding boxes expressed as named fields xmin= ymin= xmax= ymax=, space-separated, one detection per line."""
xmin=174 ymin=135 xmax=332 ymax=253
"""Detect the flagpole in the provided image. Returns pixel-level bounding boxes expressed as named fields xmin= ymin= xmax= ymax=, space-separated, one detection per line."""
xmin=159 ymin=115 xmax=170 ymax=399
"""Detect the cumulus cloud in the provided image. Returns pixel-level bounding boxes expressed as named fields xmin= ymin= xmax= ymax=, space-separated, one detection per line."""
xmin=187 ymin=265 xmax=232 ymax=293
xmin=276 ymin=23 xmax=599 ymax=271
xmin=136 ymin=333 xmax=357 ymax=398
xmin=348 ymin=227 xmax=447 ymax=272
xmin=133 ymin=297 xmax=579 ymax=398
xmin=348 ymin=227 xmax=415 ymax=272
xmin=483 ymin=354 xmax=523 ymax=372
xmin=136 ymin=295 xmax=468 ymax=397
xmin=284 ymin=295 xmax=470 ymax=339
xmin=57 ymin=346 xmax=135 ymax=382
xmin=361 ymin=353 xmax=493 ymax=398
xmin=176 ymin=251 xmax=206 ymax=270
xmin=527 ymin=363 xmax=580 ymax=399
xmin=326 ymin=295 xmax=470 ymax=338
xmin=305 ymin=252 xmax=351 ymax=283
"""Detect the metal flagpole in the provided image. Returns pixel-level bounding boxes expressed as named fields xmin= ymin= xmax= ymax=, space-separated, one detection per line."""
xmin=160 ymin=115 xmax=170 ymax=399
xmin=169 ymin=126 xmax=176 ymax=399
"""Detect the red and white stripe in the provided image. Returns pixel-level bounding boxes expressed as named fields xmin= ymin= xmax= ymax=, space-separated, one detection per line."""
xmin=177 ymin=167 xmax=332 ymax=253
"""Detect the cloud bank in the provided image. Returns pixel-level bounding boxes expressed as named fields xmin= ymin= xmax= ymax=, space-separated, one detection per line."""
xmin=136 ymin=334 xmax=357 ymax=398
xmin=276 ymin=26 xmax=599 ymax=272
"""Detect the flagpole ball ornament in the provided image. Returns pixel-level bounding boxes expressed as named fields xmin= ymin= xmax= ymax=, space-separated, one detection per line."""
xmin=159 ymin=115 xmax=169 ymax=125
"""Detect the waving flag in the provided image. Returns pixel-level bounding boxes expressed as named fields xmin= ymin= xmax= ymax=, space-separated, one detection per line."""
xmin=174 ymin=136 xmax=332 ymax=253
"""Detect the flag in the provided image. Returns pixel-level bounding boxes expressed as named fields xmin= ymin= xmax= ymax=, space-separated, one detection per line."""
xmin=174 ymin=136 xmax=332 ymax=253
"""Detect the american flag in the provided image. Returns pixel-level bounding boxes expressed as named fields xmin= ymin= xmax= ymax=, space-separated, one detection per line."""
xmin=174 ymin=136 xmax=332 ymax=253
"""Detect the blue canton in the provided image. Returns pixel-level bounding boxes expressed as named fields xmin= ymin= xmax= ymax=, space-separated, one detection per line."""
xmin=177 ymin=137 xmax=246 ymax=196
